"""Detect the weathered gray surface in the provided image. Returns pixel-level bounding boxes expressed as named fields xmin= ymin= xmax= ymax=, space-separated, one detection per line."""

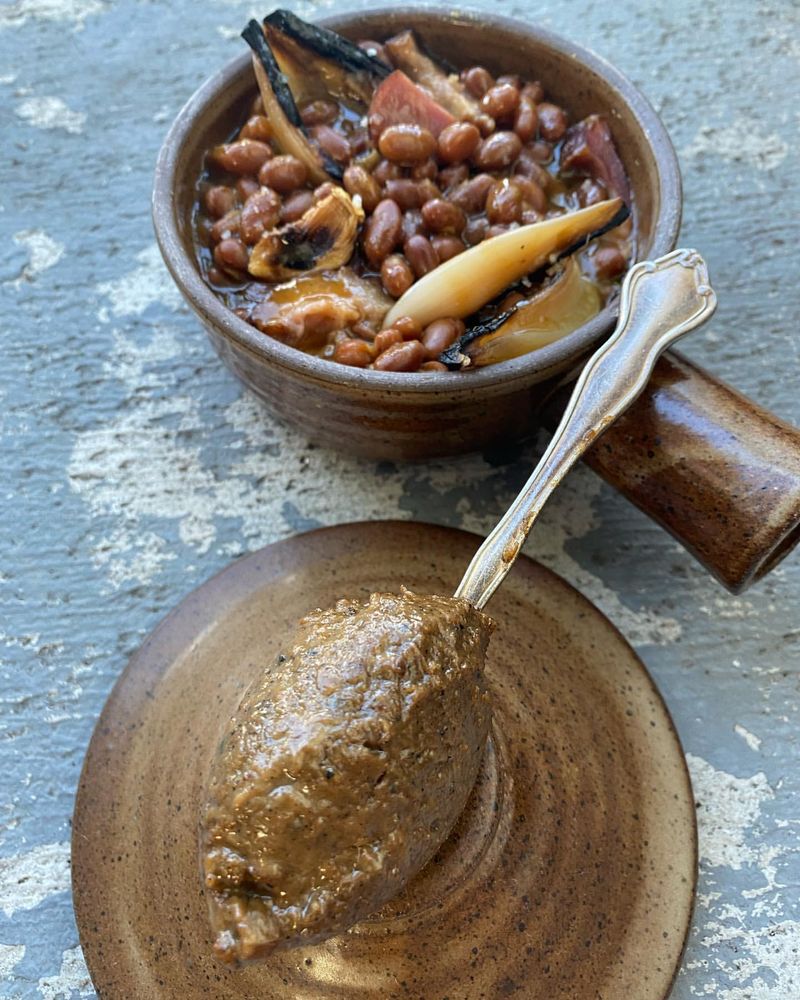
xmin=0 ymin=0 xmax=798 ymax=996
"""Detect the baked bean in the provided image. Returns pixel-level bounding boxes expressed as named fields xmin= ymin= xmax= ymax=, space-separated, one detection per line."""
xmin=513 ymin=175 xmax=548 ymax=214
xmin=358 ymin=39 xmax=388 ymax=62
xmin=373 ymin=339 xmax=426 ymax=372
xmin=411 ymin=158 xmax=438 ymax=180
xmin=537 ymin=102 xmax=568 ymax=141
xmin=240 ymin=189 xmax=282 ymax=244
xmin=373 ymin=159 xmax=402 ymax=184
xmin=462 ymin=66 xmax=493 ymax=98
xmin=576 ymin=178 xmax=608 ymax=207
xmin=474 ymin=131 xmax=522 ymax=171
xmin=438 ymin=163 xmax=470 ymax=190
xmin=384 ymin=179 xmax=428 ymax=210
xmin=334 ymin=338 xmax=373 ymax=367
xmin=343 ymin=164 xmax=381 ymax=212
xmin=206 ymin=266 xmax=228 ymax=286
xmin=204 ymin=185 xmax=236 ymax=219
xmin=475 ymin=113 xmax=497 ymax=137
xmin=404 ymin=234 xmax=439 ymax=278
xmin=499 ymin=290 xmax=525 ymax=311
xmin=313 ymin=181 xmax=338 ymax=202
xmin=300 ymin=99 xmax=338 ymax=126
xmin=449 ymin=173 xmax=494 ymax=213
xmin=485 ymin=180 xmax=523 ymax=225
xmin=528 ymin=139 xmax=554 ymax=163
xmin=514 ymin=148 xmax=551 ymax=186
xmin=236 ymin=177 xmax=261 ymax=201
xmin=351 ymin=319 xmax=378 ymax=341
xmin=513 ymin=97 xmax=538 ymax=143
xmin=378 ymin=124 xmax=436 ymax=164
xmin=463 ymin=216 xmax=490 ymax=246
xmin=421 ymin=198 xmax=466 ymax=234
xmin=280 ymin=190 xmax=314 ymax=223
xmin=391 ymin=316 xmax=423 ymax=340
xmin=420 ymin=360 xmax=448 ymax=372
xmin=481 ymin=83 xmax=520 ymax=122
xmin=401 ymin=209 xmax=425 ymax=242
xmin=349 ymin=128 xmax=372 ymax=156
xmin=362 ymin=199 xmax=403 ymax=268
xmin=259 ymin=155 xmax=308 ymax=193
xmin=214 ymin=237 xmax=249 ymax=273
xmin=211 ymin=140 xmax=273 ymax=176
xmin=521 ymin=80 xmax=545 ymax=103
xmin=421 ymin=318 xmax=462 ymax=357
xmin=373 ymin=328 xmax=403 ymax=354
xmin=310 ymin=124 xmax=351 ymax=164
xmin=496 ymin=74 xmax=521 ymax=90
xmin=593 ymin=245 xmax=627 ymax=280
xmin=490 ymin=223 xmax=521 ymax=239
xmin=238 ymin=115 xmax=272 ymax=142
xmin=431 ymin=235 xmax=466 ymax=261
xmin=437 ymin=121 xmax=481 ymax=164
xmin=210 ymin=210 xmax=240 ymax=243
xmin=380 ymin=254 xmax=414 ymax=298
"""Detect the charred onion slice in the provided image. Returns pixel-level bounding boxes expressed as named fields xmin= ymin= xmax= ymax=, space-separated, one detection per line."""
xmin=242 ymin=20 xmax=335 ymax=185
xmin=248 ymin=188 xmax=364 ymax=282
xmin=384 ymin=198 xmax=628 ymax=328
xmin=264 ymin=10 xmax=392 ymax=78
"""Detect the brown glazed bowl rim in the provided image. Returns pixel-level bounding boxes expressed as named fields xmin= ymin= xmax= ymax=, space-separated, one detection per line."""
xmin=153 ymin=4 xmax=682 ymax=395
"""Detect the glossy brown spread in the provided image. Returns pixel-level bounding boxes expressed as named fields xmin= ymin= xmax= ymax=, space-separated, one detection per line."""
xmin=202 ymin=589 xmax=493 ymax=964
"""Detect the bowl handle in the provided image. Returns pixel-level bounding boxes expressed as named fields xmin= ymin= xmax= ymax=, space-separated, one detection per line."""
xmin=542 ymin=350 xmax=800 ymax=592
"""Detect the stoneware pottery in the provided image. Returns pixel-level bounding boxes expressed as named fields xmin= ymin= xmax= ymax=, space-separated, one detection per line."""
xmin=153 ymin=6 xmax=800 ymax=593
xmin=72 ymin=522 xmax=696 ymax=1000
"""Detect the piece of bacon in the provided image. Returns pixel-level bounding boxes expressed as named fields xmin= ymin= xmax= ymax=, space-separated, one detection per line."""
xmin=368 ymin=69 xmax=455 ymax=140
xmin=560 ymin=115 xmax=631 ymax=205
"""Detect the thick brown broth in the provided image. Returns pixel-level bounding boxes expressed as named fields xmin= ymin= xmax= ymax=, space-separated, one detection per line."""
xmin=193 ymin=37 xmax=634 ymax=373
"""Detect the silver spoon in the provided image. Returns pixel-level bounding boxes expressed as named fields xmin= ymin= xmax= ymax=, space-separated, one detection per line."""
xmin=455 ymin=247 xmax=717 ymax=608
xmin=202 ymin=248 xmax=717 ymax=964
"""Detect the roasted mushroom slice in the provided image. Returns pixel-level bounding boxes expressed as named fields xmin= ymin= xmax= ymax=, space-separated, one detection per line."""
xmin=384 ymin=198 xmax=628 ymax=328
xmin=248 ymin=188 xmax=364 ymax=283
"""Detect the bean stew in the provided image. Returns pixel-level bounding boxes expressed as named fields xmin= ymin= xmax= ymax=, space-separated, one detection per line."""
xmin=193 ymin=10 xmax=634 ymax=373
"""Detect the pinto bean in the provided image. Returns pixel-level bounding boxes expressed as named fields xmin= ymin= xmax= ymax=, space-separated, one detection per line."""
xmin=485 ymin=180 xmax=523 ymax=225
xmin=463 ymin=216 xmax=490 ymax=246
xmin=343 ymin=164 xmax=382 ymax=212
xmin=310 ymin=124 xmax=351 ymax=164
xmin=537 ymin=102 xmax=568 ymax=141
xmin=236 ymin=177 xmax=261 ymax=201
xmin=300 ymin=99 xmax=338 ymax=126
xmin=481 ymin=83 xmax=519 ymax=122
xmin=593 ymin=245 xmax=627 ymax=280
xmin=313 ymin=181 xmax=337 ymax=202
xmin=513 ymin=97 xmax=538 ymax=143
xmin=240 ymin=189 xmax=282 ymax=244
xmin=474 ymin=131 xmax=522 ymax=171
xmin=420 ymin=360 xmax=448 ymax=372
xmin=280 ymin=190 xmax=314 ymax=223
xmin=380 ymin=254 xmax=414 ymax=297
xmin=462 ymin=66 xmax=494 ymax=98
xmin=528 ymin=139 xmax=554 ymax=163
xmin=358 ymin=39 xmax=388 ymax=62
xmin=401 ymin=209 xmax=425 ymax=242
xmin=373 ymin=328 xmax=403 ymax=354
xmin=363 ymin=199 xmax=403 ymax=268
xmin=411 ymin=158 xmax=439 ymax=180
xmin=496 ymin=74 xmax=521 ymax=90
xmin=513 ymin=175 xmax=548 ymax=214
xmin=404 ymin=235 xmax=439 ymax=278
xmin=384 ymin=179 xmax=428 ymax=210
xmin=391 ymin=316 xmax=423 ymax=340
xmin=438 ymin=163 xmax=470 ymax=190
xmin=258 ymin=155 xmax=308 ymax=193
xmin=521 ymin=80 xmax=545 ymax=103
xmin=210 ymin=210 xmax=240 ymax=243
xmin=421 ymin=318 xmax=462 ymax=357
xmin=421 ymin=198 xmax=466 ymax=234
xmin=430 ymin=235 xmax=466 ymax=261
xmin=204 ymin=185 xmax=236 ymax=219
xmin=214 ymin=237 xmax=249 ymax=273
xmin=373 ymin=339 xmax=426 ymax=372
xmin=238 ymin=115 xmax=272 ymax=142
xmin=378 ymin=124 xmax=436 ymax=164
xmin=514 ymin=148 xmax=551 ymax=186
xmin=211 ymin=140 xmax=273 ymax=175
xmin=333 ymin=338 xmax=373 ymax=367
xmin=437 ymin=121 xmax=482 ymax=164
xmin=373 ymin=158 xmax=402 ymax=184
xmin=449 ymin=173 xmax=494 ymax=213
xmin=576 ymin=178 xmax=608 ymax=207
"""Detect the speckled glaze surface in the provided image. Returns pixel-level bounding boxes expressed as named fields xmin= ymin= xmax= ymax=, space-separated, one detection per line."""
xmin=72 ymin=522 xmax=696 ymax=999
xmin=153 ymin=7 xmax=681 ymax=462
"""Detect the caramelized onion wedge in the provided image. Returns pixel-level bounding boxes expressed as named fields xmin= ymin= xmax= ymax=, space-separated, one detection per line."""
xmin=242 ymin=21 xmax=333 ymax=186
xmin=463 ymin=259 xmax=603 ymax=366
xmin=384 ymin=198 xmax=627 ymax=328
xmin=248 ymin=188 xmax=364 ymax=282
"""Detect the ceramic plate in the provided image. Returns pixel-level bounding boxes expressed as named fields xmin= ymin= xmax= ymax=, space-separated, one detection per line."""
xmin=73 ymin=521 xmax=696 ymax=999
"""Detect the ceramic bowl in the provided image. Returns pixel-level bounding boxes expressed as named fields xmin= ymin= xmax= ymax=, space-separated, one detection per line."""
xmin=153 ymin=5 xmax=680 ymax=460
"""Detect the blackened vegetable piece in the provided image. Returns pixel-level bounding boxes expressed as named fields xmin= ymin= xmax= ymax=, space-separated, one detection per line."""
xmin=264 ymin=9 xmax=392 ymax=78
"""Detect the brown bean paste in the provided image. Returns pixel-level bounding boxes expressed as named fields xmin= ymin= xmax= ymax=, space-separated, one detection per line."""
xmin=202 ymin=589 xmax=493 ymax=964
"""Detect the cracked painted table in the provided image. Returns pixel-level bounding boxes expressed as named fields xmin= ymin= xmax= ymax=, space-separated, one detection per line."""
xmin=1 ymin=0 xmax=798 ymax=997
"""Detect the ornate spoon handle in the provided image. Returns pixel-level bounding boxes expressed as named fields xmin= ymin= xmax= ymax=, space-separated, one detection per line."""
xmin=455 ymin=248 xmax=718 ymax=609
